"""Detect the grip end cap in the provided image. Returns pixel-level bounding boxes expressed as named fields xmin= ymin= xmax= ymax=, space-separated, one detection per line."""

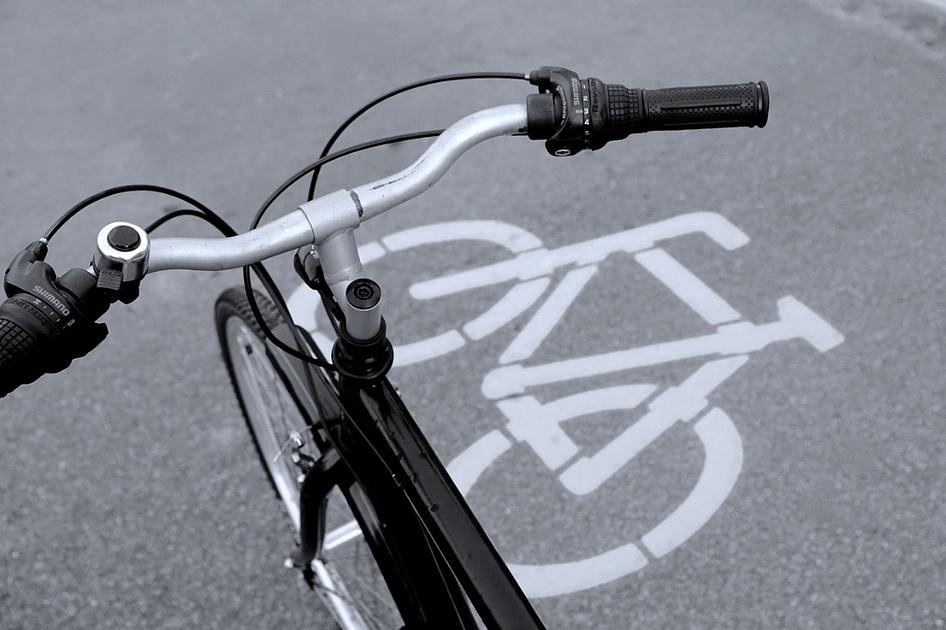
xmin=756 ymin=81 xmax=769 ymax=128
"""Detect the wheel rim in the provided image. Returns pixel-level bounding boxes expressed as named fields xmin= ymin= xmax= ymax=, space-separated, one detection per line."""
xmin=226 ymin=317 xmax=304 ymax=529
xmin=223 ymin=315 xmax=403 ymax=629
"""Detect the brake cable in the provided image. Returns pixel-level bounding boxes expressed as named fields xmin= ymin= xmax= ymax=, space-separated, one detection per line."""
xmin=305 ymin=71 xmax=528 ymax=201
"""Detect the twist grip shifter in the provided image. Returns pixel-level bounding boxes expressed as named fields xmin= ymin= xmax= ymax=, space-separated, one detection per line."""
xmin=0 ymin=223 xmax=148 ymax=398
xmin=526 ymin=66 xmax=768 ymax=156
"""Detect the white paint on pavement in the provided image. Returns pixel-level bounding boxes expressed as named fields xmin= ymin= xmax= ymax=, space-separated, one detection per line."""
xmin=481 ymin=296 xmax=844 ymax=399
xmin=357 ymin=240 xmax=387 ymax=264
xmin=409 ymin=212 xmax=749 ymax=300
xmin=641 ymin=407 xmax=743 ymax=558
xmin=509 ymin=543 xmax=649 ymax=599
xmin=447 ymin=429 xmax=513 ymax=494
xmin=382 ymin=220 xmax=542 ymax=253
xmin=288 ymin=212 xmax=845 ymax=598
xmin=499 ymin=265 xmax=598 ymax=364
xmin=558 ymin=356 xmax=747 ymax=496
xmin=462 ymin=277 xmax=550 ymax=341
xmin=635 ymin=248 xmax=741 ymax=324
xmin=501 ymin=384 xmax=658 ymax=470
xmin=394 ymin=330 xmax=466 ymax=365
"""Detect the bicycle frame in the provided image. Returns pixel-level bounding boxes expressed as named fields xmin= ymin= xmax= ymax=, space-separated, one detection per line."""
xmin=266 ymin=316 xmax=546 ymax=629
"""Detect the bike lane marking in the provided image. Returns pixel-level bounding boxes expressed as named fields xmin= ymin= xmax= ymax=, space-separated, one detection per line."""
xmin=445 ymin=430 xmax=652 ymax=598
xmin=382 ymin=219 xmax=543 ymax=253
xmin=291 ymin=212 xmax=845 ymax=598
xmin=462 ymin=277 xmax=550 ymax=341
xmin=641 ymin=407 xmax=743 ymax=559
xmin=501 ymin=384 xmax=659 ymax=470
xmin=557 ymin=356 xmax=747 ymax=496
xmin=498 ymin=265 xmax=598 ymax=365
xmin=634 ymin=248 xmax=741 ymax=325
xmin=481 ymin=296 xmax=845 ymax=399
xmin=409 ymin=212 xmax=750 ymax=300
xmin=446 ymin=404 xmax=744 ymax=597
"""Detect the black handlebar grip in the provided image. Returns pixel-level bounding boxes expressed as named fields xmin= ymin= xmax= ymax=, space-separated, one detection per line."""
xmin=641 ymin=82 xmax=768 ymax=130
xmin=0 ymin=315 xmax=39 ymax=398
xmin=648 ymin=82 xmax=766 ymax=131
xmin=603 ymin=81 xmax=768 ymax=141
xmin=526 ymin=69 xmax=769 ymax=154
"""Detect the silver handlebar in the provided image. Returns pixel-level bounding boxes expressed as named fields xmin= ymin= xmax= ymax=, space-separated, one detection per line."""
xmin=351 ymin=104 xmax=527 ymax=221
xmin=146 ymin=104 xmax=528 ymax=274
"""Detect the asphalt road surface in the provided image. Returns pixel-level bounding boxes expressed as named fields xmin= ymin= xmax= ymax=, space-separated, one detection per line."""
xmin=1 ymin=1 xmax=944 ymax=628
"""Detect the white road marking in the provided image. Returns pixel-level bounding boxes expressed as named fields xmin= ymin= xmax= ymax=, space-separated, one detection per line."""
xmin=289 ymin=213 xmax=756 ymax=369
xmin=641 ymin=407 xmax=743 ymax=558
xmin=462 ymin=277 xmax=550 ymax=341
xmin=501 ymin=384 xmax=657 ymax=470
xmin=635 ymin=248 xmax=741 ymax=325
xmin=285 ymin=212 xmax=846 ymax=598
xmin=447 ymin=429 xmax=513 ymax=495
xmin=358 ymin=240 xmax=387 ymax=264
xmin=382 ymin=220 xmax=542 ymax=253
xmin=481 ymin=296 xmax=844 ymax=399
xmin=774 ymin=295 xmax=845 ymax=352
xmin=286 ymin=282 xmax=319 ymax=333
xmin=558 ymin=356 xmax=747 ymax=496
xmin=499 ymin=265 xmax=598 ymax=364
xmin=411 ymin=212 xmax=749 ymax=299
xmin=394 ymin=330 xmax=466 ymax=366
xmin=444 ymin=403 xmax=744 ymax=599
xmin=446 ymin=429 xmax=650 ymax=599
xmin=508 ymin=543 xmax=649 ymax=599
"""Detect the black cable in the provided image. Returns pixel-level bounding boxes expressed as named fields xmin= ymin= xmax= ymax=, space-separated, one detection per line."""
xmin=238 ymin=262 xmax=337 ymax=369
xmin=241 ymin=129 xmax=445 ymax=366
xmin=293 ymin=254 xmax=343 ymax=338
xmin=305 ymin=71 xmax=527 ymax=201
xmin=250 ymin=129 xmax=444 ymax=230
xmin=144 ymin=208 xmax=208 ymax=233
xmin=43 ymin=184 xmax=235 ymax=242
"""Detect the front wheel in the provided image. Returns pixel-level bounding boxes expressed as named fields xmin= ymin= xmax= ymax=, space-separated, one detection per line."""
xmin=214 ymin=287 xmax=404 ymax=629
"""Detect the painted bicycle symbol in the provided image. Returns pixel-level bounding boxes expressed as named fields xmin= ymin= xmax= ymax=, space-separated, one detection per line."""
xmin=288 ymin=211 xmax=844 ymax=598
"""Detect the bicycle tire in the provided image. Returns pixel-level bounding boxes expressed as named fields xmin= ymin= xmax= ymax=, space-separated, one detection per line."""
xmin=214 ymin=287 xmax=405 ymax=629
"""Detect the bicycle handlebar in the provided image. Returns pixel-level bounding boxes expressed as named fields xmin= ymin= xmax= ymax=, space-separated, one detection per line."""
xmin=0 ymin=67 xmax=770 ymax=398
xmin=147 ymin=105 xmax=529 ymax=273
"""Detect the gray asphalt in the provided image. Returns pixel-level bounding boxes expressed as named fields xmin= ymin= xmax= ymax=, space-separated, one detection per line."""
xmin=1 ymin=1 xmax=945 ymax=629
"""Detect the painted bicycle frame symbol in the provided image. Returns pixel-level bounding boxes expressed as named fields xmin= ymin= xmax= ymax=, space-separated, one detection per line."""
xmin=288 ymin=211 xmax=844 ymax=598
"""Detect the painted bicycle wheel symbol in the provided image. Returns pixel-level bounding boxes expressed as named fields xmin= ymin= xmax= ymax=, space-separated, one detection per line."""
xmin=289 ymin=212 xmax=844 ymax=598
